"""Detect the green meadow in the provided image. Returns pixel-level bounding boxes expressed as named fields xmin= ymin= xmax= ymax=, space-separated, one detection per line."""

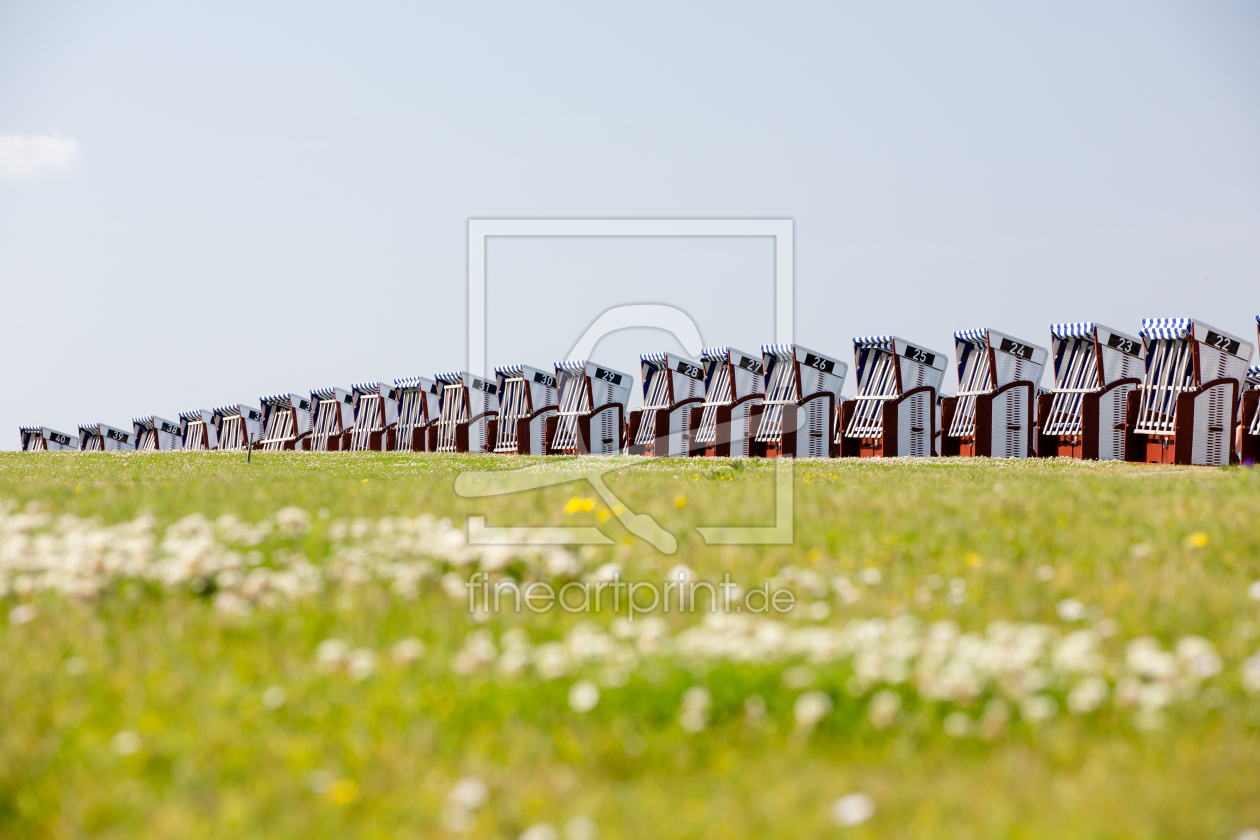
xmin=2 ymin=452 xmax=1259 ymax=839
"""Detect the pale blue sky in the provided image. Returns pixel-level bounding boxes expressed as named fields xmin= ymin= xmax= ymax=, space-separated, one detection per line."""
xmin=2 ymin=1 xmax=1257 ymax=445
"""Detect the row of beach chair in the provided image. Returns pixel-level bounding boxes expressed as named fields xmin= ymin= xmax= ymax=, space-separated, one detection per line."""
xmin=20 ymin=316 xmax=1260 ymax=466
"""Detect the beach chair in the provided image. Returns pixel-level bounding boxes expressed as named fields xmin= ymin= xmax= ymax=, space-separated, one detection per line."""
xmin=394 ymin=376 xmax=440 ymax=452
xmin=940 ymin=328 xmax=1047 ymax=458
xmin=493 ymin=365 xmax=558 ymax=454
xmin=1125 ymin=318 xmax=1253 ymax=466
xmin=547 ymin=360 xmax=631 ymax=455
xmin=838 ymin=336 xmax=946 ymax=458
xmin=133 ymin=416 xmax=183 ymax=451
xmin=19 ymin=426 xmax=77 ymax=451
xmin=212 ymin=404 xmax=262 ymax=452
xmin=627 ymin=353 xmax=705 ymax=457
xmin=1241 ymin=317 xmax=1260 ymax=462
xmin=179 ymin=409 xmax=218 ymax=451
xmin=309 ymin=387 xmax=354 ymax=451
xmin=78 ymin=423 xmax=135 ymax=452
xmin=434 ymin=371 xmax=499 ymax=453
xmin=750 ymin=343 xmax=846 ymax=458
xmin=257 ymin=393 xmax=312 ymax=451
xmin=690 ymin=346 xmax=764 ymax=457
xmin=349 ymin=382 xmax=398 ymax=451
xmin=1035 ymin=323 xmax=1143 ymax=460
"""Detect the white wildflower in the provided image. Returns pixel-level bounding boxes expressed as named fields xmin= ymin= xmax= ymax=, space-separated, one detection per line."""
xmin=679 ymin=686 xmax=711 ymax=733
xmin=1241 ymin=653 xmax=1260 ymax=695
xmin=520 ymin=825 xmax=558 ymax=840
xmin=8 ymin=603 xmax=36 ymax=625
xmin=781 ymin=665 xmax=816 ymax=689
xmin=445 ymin=775 xmax=488 ymax=832
xmin=316 ymin=638 xmax=351 ymax=673
xmin=830 ymin=792 xmax=875 ymax=826
xmin=262 ymin=685 xmax=287 ymax=709
xmin=452 ymin=630 xmax=497 ymax=675
xmin=449 ymin=776 xmax=488 ymax=811
xmin=1021 ymin=694 xmax=1057 ymax=723
xmin=1067 ymin=677 xmax=1108 ymax=714
xmin=1175 ymin=636 xmax=1221 ymax=681
xmin=391 ymin=637 xmax=426 ymax=666
xmin=1056 ymin=598 xmax=1086 ymax=623
xmin=61 ymin=656 xmax=87 ymax=676
xmin=793 ymin=690 xmax=833 ymax=730
xmin=868 ymin=689 xmax=900 ymax=729
xmin=743 ymin=695 xmax=767 ymax=726
xmin=859 ymin=568 xmax=881 ymax=586
xmin=110 ymin=730 xmax=142 ymax=756
xmin=348 ymin=648 xmax=376 ymax=681
xmin=274 ymin=506 xmax=311 ymax=537
xmin=564 ymin=814 xmax=598 ymax=840
xmin=568 ymin=680 xmax=600 ymax=713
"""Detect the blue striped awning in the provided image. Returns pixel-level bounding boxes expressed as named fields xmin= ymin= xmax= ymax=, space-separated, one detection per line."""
xmin=309 ymin=387 xmax=346 ymax=402
xmin=761 ymin=343 xmax=796 ymax=358
xmin=852 ymin=335 xmax=894 ymax=350
xmin=493 ymin=364 xmax=524 ymax=377
xmin=1140 ymin=318 xmax=1193 ymax=340
xmin=434 ymin=371 xmax=469 ymax=386
xmin=554 ymin=360 xmax=588 ymax=375
xmin=1247 ymin=365 xmax=1260 ymax=387
xmin=394 ymin=376 xmax=434 ymax=389
xmin=1049 ymin=322 xmax=1095 ymax=339
xmin=351 ymin=382 xmax=387 ymax=397
xmin=178 ymin=408 xmax=209 ymax=422
xmin=699 ymin=346 xmax=729 ymax=361
xmin=260 ymin=392 xmax=297 ymax=407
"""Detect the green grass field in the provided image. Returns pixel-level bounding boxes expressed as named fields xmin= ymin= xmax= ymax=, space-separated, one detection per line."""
xmin=3 ymin=452 xmax=1259 ymax=839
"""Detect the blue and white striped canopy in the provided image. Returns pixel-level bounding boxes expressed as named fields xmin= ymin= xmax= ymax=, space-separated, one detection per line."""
xmin=309 ymin=387 xmax=345 ymax=401
xmin=211 ymin=404 xmax=250 ymax=417
xmin=78 ymin=423 xmax=101 ymax=434
xmin=493 ymin=364 xmax=524 ymax=377
xmin=1247 ymin=365 xmax=1260 ymax=387
xmin=434 ymin=371 xmax=470 ymax=386
xmin=260 ymin=392 xmax=297 ymax=407
xmin=131 ymin=415 xmax=156 ymax=428
xmin=554 ymin=360 xmax=589 ymax=375
xmin=178 ymin=408 xmax=209 ymax=421
xmin=1049 ymin=322 xmax=1095 ymax=339
xmin=1140 ymin=318 xmax=1193 ymax=340
xmin=394 ymin=376 xmax=432 ymax=389
xmin=351 ymin=381 xmax=387 ymax=397
xmin=954 ymin=328 xmax=988 ymax=344
xmin=640 ymin=352 xmax=671 ymax=365
xmin=761 ymin=343 xmax=796 ymax=358
xmin=699 ymin=346 xmax=729 ymax=361
xmin=852 ymin=335 xmax=894 ymax=350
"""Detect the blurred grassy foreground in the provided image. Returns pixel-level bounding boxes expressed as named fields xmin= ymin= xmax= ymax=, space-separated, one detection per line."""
xmin=2 ymin=451 xmax=1259 ymax=839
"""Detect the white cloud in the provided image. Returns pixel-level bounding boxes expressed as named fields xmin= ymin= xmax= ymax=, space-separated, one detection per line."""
xmin=0 ymin=133 xmax=81 ymax=180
